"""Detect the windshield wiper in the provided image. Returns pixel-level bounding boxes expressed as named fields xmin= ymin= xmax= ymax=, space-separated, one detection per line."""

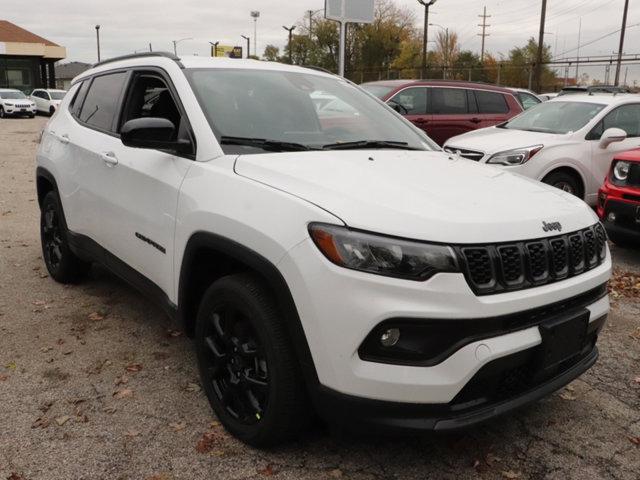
xmin=220 ymin=136 xmax=314 ymax=152
xmin=321 ymin=140 xmax=419 ymax=151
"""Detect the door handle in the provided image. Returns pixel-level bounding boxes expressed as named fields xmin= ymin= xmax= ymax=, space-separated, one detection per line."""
xmin=100 ymin=151 xmax=118 ymax=166
xmin=58 ymin=134 xmax=69 ymax=145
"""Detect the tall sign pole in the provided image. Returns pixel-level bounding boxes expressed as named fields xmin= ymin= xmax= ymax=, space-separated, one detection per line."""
xmin=534 ymin=0 xmax=547 ymax=93
xmin=338 ymin=21 xmax=347 ymax=77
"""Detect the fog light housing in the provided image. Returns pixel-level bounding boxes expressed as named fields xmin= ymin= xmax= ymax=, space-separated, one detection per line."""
xmin=380 ymin=328 xmax=400 ymax=347
xmin=607 ymin=212 xmax=616 ymax=222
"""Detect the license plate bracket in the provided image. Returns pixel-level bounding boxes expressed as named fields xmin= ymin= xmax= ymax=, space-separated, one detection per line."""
xmin=538 ymin=310 xmax=589 ymax=370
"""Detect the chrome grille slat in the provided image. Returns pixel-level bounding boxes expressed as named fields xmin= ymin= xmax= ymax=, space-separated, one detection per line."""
xmin=443 ymin=146 xmax=485 ymax=161
xmin=457 ymin=224 xmax=607 ymax=296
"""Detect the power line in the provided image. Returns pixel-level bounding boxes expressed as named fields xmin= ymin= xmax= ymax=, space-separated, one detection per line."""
xmin=552 ymin=23 xmax=640 ymax=60
xmin=478 ymin=6 xmax=491 ymax=62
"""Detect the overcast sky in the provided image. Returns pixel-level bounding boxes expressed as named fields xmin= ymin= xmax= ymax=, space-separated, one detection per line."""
xmin=3 ymin=0 xmax=639 ymax=84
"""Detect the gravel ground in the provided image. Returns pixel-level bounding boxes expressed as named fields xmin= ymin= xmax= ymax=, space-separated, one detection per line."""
xmin=1 ymin=116 xmax=639 ymax=480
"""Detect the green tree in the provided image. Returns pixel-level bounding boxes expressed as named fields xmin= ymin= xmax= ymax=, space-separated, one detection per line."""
xmin=501 ymin=37 xmax=557 ymax=90
xmin=263 ymin=44 xmax=280 ymax=62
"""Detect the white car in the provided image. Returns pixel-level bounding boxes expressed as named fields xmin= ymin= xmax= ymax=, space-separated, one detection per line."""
xmin=507 ymin=87 xmax=543 ymax=110
xmin=0 ymin=88 xmax=36 ymax=118
xmin=36 ymin=52 xmax=610 ymax=446
xmin=444 ymin=94 xmax=640 ymax=206
xmin=30 ymin=88 xmax=67 ymax=115
xmin=540 ymin=92 xmax=559 ymax=101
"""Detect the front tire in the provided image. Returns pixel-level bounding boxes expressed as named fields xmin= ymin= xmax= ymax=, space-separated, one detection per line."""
xmin=40 ymin=191 xmax=90 ymax=283
xmin=542 ymin=170 xmax=583 ymax=199
xmin=195 ymin=273 xmax=309 ymax=447
xmin=0 ymin=107 xmax=5 ymax=118
xmin=49 ymin=106 xmax=55 ymax=116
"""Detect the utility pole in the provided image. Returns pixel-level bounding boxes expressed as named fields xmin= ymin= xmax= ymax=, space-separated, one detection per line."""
xmin=575 ymin=18 xmax=582 ymax=82
xmin=95 ymin=25 xmax=101 ymax=62
xmin=283 ymin=26 xmax=295 ymax=64
xmin=614 ymin=0 xmax=630 ymax=86
xmin=417 ymin=0 xmax=437 ymax=79
xmin=478 ymin=6 xmax=491 ymax=63
xmin=534 ymin=0 xmax=547 ymax=92
xmin=241 ymin=35 xmax=250 ymax=58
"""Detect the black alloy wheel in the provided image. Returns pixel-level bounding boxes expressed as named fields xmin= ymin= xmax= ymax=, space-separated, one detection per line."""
xmin=195 ymin=274 xmax=309 ymax=446
xmin=202 ymin=306 xmax=269 ymax=424
xmin=41 ymin=202 xmax=64 ymax=272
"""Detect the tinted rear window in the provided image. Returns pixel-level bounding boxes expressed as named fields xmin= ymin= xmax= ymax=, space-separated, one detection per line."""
xmin=431 ymin=88 xmax=468 ymax=114
xmin=78 ymin=72 xmax=128 ymax=132
xmin=475 ymin=90 xmax=509 ymax=114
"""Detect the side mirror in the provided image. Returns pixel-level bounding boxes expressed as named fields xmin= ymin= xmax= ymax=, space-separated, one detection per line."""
xmin=599 ymin=127 xmax=627 ymax=149
xmin=121 ymin=117 xmax=192 ymax=153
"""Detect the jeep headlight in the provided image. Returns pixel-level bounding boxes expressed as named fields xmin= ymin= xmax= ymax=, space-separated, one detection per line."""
xmin=487 ymin=145 xmax=543 ymax=166
xmin=309 ymin=223 xmax=459 ymax=281
xmin=613 ymin=160 xmax=630 ymax=181
xmin=4 ymin=102 xmax=13 ymax=107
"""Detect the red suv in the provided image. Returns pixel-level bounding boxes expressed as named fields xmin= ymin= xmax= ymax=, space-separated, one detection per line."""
xmin=361 ymin=80 xmax=523 ymax=146
xmin=597 ymin=149 xmax=640 ymax=247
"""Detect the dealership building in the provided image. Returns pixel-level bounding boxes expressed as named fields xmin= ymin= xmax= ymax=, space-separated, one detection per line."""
xmin=0 ymin=20 xmax=66 ymax=92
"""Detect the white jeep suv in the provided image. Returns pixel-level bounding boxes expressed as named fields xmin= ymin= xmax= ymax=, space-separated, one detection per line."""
xmin=36 ymin=52 xmax=611 ymax=446
xmin=444 ymin=94 xmax=640 ymax=206
xmin=0 ymin=88 xmax=36 ymax=118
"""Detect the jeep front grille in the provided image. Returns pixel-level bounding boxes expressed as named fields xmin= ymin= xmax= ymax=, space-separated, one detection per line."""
xmin=456 ymin=224 xmax=607 ymax=295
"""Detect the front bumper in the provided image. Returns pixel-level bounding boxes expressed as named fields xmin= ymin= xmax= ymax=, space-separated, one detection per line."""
xmin=279 ymin=238 xmax=611 ymax=405
xmin=601 ymin=197 xmax=640 ymax=242
xmin=3 ymin=106 xmax=36 ymax=116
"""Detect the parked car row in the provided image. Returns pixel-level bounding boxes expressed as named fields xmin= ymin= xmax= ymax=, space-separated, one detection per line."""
xmin=0 ymin=88 xmax=67 ymax=118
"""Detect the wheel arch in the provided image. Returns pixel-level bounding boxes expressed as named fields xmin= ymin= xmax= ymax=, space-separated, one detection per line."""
xmin=36 ymin=166 xmax=59 ymax=207
xmin=177 ymin=231 xmax=319 ymax=385
xmin=540 ymin=164 xmax=587 ymax=199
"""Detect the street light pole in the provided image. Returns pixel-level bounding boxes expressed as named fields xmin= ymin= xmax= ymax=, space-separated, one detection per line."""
xmin=241 ymin=35 xmax=250 ymax=58
xmin=417 ymin=0 xmax=437 ymax=79
xmin=209 ymin=41 xmax=220 ymax=57
xmin=283 ymin=26 xmax=296 ymax=64
xmin=534 ymin=0 xmax=548 ymax=93
xmin=251 ymin=11 xmax=260 ymax=58
xmin=172 ymin=37 xmax=192 ymax=56
xmin=95 ymin=25 xmax=101 ymax=62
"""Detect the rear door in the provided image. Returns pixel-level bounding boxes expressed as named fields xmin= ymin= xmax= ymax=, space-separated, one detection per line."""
xmin=427 ymin=87 xmax=476 ymax=145
xmin=386 ymin=87 xmax=429 ymax=135
xmin=474 ymin=89 xmax=513 ymax=129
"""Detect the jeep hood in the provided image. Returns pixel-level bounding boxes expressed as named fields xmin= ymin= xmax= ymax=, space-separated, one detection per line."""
xmin=445 ymin=126 xmax=567 ymax=156
xmin=234 ymin=150 xmax=597 ymax=243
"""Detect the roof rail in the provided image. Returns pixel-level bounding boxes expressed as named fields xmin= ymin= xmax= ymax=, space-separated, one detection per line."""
xmin=92 ymin=51 xmax=183 ymax=69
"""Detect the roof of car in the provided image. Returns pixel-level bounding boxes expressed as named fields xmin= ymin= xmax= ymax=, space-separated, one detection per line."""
xmin=76 ymin=53 xmax=338 ymax=84
xmin=0 ymin=88 xmax=21 ymax=92
xmin=361 ymin=79 xmax=516 ymax=93
xmin=548 ymin=93 xmax=638 ymax=106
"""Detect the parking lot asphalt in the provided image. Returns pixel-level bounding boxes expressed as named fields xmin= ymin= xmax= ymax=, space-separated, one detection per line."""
xmin=1 ymin=116 xmax=639 ymax=480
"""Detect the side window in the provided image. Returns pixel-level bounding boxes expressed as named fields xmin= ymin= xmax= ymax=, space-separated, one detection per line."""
xmin=518 ymin=92 xmax=540 ymax=110
xmin=600 ymin=104 xmax=640 ymax=138
xmin=430 ymin=88 xmax=468 ymax=114
xmin=388 ymin=87 xmax=427 ymax=115
xmin=78 ymin=72 xmax=128 ymax=132
xmin=475 ymin=90 xmax=509 ymax=114
xmin=70 ymin=81 xmax=90 ymax=116
xmin=120 ymin=73 xmax=182 ymax=140
xmin=31 ymin=90 xmax=40 ymax=98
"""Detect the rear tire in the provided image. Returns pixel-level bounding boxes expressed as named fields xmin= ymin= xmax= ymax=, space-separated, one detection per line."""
xmin=40 ymin=191 xmax=90 ymax=283
xmin=49 ymin=106 xmax=55 ymax=116
xmin=195 ymin=273 xmax=309 ymax=447
xmin=542 ymin=170 xmax=583 ymax=199
xmin=0 ymin=107 xmax=5 ymax=118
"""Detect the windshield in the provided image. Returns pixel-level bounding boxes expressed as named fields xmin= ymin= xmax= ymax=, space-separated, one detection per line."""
xmin=49 ymin=91 xmax=66 ymax=100
xmin=360 ymin=84 xmax=395 ymax=99
xmin=186 ymin=69 xmax=435 ymax=154
xmin=500 ymin=101 xmax=605 ymax=134
xmin=0 ymin=91 xmax=26 ymax=100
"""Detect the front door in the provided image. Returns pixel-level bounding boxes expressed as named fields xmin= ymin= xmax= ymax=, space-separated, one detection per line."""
xmin=386 ymin=87 xmax=431 ymax=137
xmin=427 ymin=87 xmax=477 ymax=145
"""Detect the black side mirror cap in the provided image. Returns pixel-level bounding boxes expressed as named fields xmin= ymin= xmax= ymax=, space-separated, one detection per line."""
xmin=121 ymin=117 xmax=192 ymax=154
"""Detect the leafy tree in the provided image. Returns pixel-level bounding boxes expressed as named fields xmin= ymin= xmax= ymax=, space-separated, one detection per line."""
xmin=263 ymin=45 xmax=280 ymax=62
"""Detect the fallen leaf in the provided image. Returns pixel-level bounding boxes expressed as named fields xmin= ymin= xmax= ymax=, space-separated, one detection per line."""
xmin=32 ymin=417 xmax=50 ymax=429
xmin=501 ymin=471 xmax=521 ymax=479
xmin=7 ymin=473 xmax=26 ymax=480
xmin=0 ymin=374 xmax=8 ymax=381
xmin=5 ymin=361 xmax=16 ymax=370
xmin=560 ymin=391 xmax=577 ymax=401
xmin=55 ymin=415 xmax=72 ymax=426
xmin=113 ymin=388 xmax=133 ymax=399
xmin=169 ymin=421 xmax=186 ymax=431
xmin=40 ymin=346 xmax=53 ymax=353
xmin=88 ymin=312 xmax=105 ymax=321
xmin=102 ymin=406 xmax=117 ymax=414
xmin=166 ymin=329 xmax=183 ymax=338
xmin=114 ymin=374 xmax=129 ymax=386
xmin=629 ymin=436 xmax=640 ymax=446
xmin=329 ymin=469 xmax=343 ymax=478
xmin=257 ymin=464 xmax=279 ymax=476
xmin=125 ymin=429 xmax=140 ymax=437
xmin=634 ymin=376 xmax=640 ymax=385
xmin=125 ymin=363 xmax=143 ymax=373
xmin=145 ymin=475 xmax=171 ymax=480
xmin=185 ymin=382 xmax=201 ymax=392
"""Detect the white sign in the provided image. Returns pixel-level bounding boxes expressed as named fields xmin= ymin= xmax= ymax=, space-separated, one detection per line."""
xmin=325 ymin=0 xmax=374 ymax=24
